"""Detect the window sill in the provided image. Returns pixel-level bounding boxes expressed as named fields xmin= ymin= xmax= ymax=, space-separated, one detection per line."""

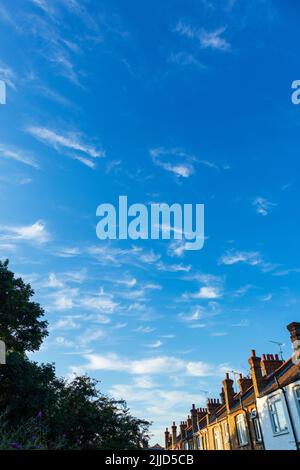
xmin=273 ymin=430 xmax=289 ymax=437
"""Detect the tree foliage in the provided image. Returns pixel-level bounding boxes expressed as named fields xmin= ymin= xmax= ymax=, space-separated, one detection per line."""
xmin=0 ymin=259 xmax=48 ymax=352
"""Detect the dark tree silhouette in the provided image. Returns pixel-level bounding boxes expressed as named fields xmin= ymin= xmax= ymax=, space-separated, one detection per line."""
xmin=0 ymin=260 xmax=48 ymax=353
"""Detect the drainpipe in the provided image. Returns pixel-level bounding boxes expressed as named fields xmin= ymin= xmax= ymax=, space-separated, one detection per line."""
xmin=274 ymin=375 xmax=299 ymax=450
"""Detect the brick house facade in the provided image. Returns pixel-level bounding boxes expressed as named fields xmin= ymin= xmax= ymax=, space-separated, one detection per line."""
xmin=165 ymin=321 xmax=300 ymax=450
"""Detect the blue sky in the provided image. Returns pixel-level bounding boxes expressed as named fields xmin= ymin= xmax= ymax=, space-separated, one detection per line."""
xmin=0 ymin=0 xmax=300 ymax=444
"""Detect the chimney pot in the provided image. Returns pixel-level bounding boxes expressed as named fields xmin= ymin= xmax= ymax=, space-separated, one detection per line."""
xmin=249 ymin=351 xmax=264 ymax=397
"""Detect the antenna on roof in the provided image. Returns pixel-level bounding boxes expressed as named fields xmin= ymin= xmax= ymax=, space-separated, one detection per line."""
xmin=269 ymin=340 xmax=285 ymax=361
xmin=230 ymin=370 xmax=241 ymax=393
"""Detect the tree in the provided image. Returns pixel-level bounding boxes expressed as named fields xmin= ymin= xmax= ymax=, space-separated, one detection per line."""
xmin=0 ymin=360 xmax=150 ymax=449
xmin=0 ymin=259 xmax=48 ymax=353
xmin=0 ymin=352 xmax=61 ymax=426
xmin=47 ymin=375 xmax=151 ymax=449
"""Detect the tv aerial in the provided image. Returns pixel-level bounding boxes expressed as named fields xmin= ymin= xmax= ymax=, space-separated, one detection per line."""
xmin=269 ymin=340 xmax=284 ymax=361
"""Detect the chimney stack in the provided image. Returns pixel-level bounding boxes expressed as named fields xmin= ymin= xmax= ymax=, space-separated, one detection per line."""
xmin=220 ymin=387 xmax=225 ymax=405
xmin=179 ymin=421 xmax=187 ymax=440
xmin=190 ymin=404 xmax=198 ymax=431
xmin=197 ymin=408 xmax=207 ymax=422
xmin=287 ymin=322 xmax=300 ymax=368
xmin=206 ymin=398 xmax=221 ymax=415
xmin=164 ymin=428 xmax=170 ymax=449
xmin=222 ymin=373 xmax=235 ymax=412
xmin=186 ymin=415 xmax=192 ymax=427
xmin=237 ymin=373 xmax=252 ymax=393
xmin=248 ymin=350 xmax=264 ymax=397
xmin=261 ymin=354 xmax=284 ymax=376
xmin=171 ymin=421 xmax=177 ymax=448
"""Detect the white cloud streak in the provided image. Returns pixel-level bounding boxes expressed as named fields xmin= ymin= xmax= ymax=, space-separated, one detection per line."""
xmin=174 ymin=21 xmax=231 ymax=51
xmin=0 ymin=144 xmax=38 ymax=168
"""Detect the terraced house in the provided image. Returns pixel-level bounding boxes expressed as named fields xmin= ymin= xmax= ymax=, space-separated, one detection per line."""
xmin=164 ymin=322 xmax=300 ymax=451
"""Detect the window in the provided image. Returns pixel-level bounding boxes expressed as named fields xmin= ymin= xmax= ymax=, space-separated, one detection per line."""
xmin=224 ymin=422 xmax=230 ymax=444
xmin=294 ymin=387 xmax=300 ymax=411
xmin=196 ymin=436 xmax=202 ymax=450
xmin=268 ymin=395 xmax=288 ymax=434
xmin=235 ymin=414 xmax=249 ymax=446
xmin=253 ymin=418 xmax=262 ymax=442
xmin=213 ymin=428 xmax=223 ymax=450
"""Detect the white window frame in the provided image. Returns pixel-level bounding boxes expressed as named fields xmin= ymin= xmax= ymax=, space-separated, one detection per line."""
xmin=294 ymin=386 xmax=300 ymax=415
xmin=235 ymin=414 xmax=249 ymax=446
xmin=253 ymin=417 xmax=262 ymax=442
xmin=268 ymin=394 xmax=288 ymax=435
xmin=213 ymin=427 xmax=223 ymax=450
xmin=196 ymin=436 xmax=202 ymax=450
xmin=224 ymin=421 xmax=230 ymax=444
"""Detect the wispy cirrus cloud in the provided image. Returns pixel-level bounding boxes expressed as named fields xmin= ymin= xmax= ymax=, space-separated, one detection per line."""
xmin=168 ymin=51 xmax=206 ymax=69
xmin=147 ymin=340 xmax=163 ymax=349
xmin=0 ymin=144 xmax=38 ymax=168
xmin=26 ymin=126 xmax=105 ymax=168
xmin=150 ymin=147 xmax=195 ymax=178
xmin=29 ymin=0 xmax=54 ymax=15
xmin=0 ymin=61 xmax=17 ymax=90
xmin=27 ymin=126 xmax=104 ymax=158
xmin=156 ymin=261 xmax=191 ymax=273
xmin=219 ymin=250 xmax=262 ymax=266
xmin=219 ymin=249 xmax=278 ymax=273
xmin=253 ymin=197 xmax=277 ymax=216
xmin=174 ymin=21 xmax=231 ymax=51
xmin=150 ymin=147 xmax=219 ymax=179
xmin=81 ymin=288 xmax=118 ymax=314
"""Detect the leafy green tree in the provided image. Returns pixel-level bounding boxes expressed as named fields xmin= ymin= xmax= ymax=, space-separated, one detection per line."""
xmin=0 ymin=260 xmax=48 ymax=353
xmin=0 ymin=352 xmax=61 ymax=426
xmin=47 ymin=375 xmax=150 ymax=449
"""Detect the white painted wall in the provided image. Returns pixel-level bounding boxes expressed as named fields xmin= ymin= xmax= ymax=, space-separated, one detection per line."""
xmin=257 ymin=379 xmax=300 ymax=450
